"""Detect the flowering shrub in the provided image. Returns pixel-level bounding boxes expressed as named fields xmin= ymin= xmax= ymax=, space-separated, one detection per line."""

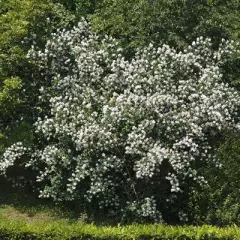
xmin=1 ymin=20 xmax=239 ymax=222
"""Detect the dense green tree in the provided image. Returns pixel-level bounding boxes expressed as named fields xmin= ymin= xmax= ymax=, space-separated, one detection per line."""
xmin=52 ymin=0 xmax=98 ymax=16
xmin=0 ymin=0 xmax=75 ymax=152
xmin=91 ymin=0 xmax=239 ymax=48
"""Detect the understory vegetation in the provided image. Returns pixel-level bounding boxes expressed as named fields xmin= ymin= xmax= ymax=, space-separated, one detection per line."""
xmin=0 ymin=0 xmax=240 ymax=237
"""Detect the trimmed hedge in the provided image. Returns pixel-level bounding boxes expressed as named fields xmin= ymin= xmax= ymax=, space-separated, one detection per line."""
xmin=0 ymin=218 xmax=240 ymax=240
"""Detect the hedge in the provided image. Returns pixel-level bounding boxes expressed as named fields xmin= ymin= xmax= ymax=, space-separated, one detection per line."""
xmin=0 ymin=217 xmax=240 ymax=240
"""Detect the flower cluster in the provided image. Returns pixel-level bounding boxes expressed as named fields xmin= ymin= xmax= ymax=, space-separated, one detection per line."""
xmin=0 ymin=142 xmax=29 ymax=175
xmin=2 ymin=21 xmax=240 ymax=222
xmin=137 ymin=197 xmax=164 ymax=222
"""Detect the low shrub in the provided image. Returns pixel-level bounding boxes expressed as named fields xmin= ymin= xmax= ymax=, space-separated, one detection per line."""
xmin=0 ymin=218 xmax=240 ymax=240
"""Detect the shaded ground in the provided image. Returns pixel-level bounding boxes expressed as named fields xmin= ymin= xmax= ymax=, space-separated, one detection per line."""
xmin=0 ymin=178 xmax=83 ymax=224
xmin=0 ymin=178 xmax=116 ymax=225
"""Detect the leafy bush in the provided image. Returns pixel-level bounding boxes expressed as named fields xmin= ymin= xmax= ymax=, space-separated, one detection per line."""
xmin=0 ymin=219 xmax=240 ymax=240
xmin=188 ymin=132 xmax=240 ymax=226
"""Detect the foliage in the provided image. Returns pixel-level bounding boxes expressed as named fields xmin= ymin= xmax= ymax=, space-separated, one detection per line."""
xmin=0 ymin=0 xmax=44 ymax=151
xmin=1 ymin=21 xmax=239 ymax=223
xmin=188 ymin=132 xmax=240 ymax=226
xmin=53 ymin=0 xmax=98 ymax=16
xmin=0 ymin=78 xmax=22 ymax=124
xmin=0 ymin=0 xmax=75 ymax=154
xmin=1 ymin=218 xmax=240 ymax=240
xmin=90 ymin=0 xmax=240 ymax=49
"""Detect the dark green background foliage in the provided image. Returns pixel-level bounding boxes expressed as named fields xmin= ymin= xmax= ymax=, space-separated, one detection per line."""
xmin=90 ymin=0 xmax=240 ymax=47
xmin=0 ymin=0 xmax=240 ymax=225
xmin=53 ymin=0 xmax=97 ymax=15
xmin=188 ymin=133 xmax=240 ymax=226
